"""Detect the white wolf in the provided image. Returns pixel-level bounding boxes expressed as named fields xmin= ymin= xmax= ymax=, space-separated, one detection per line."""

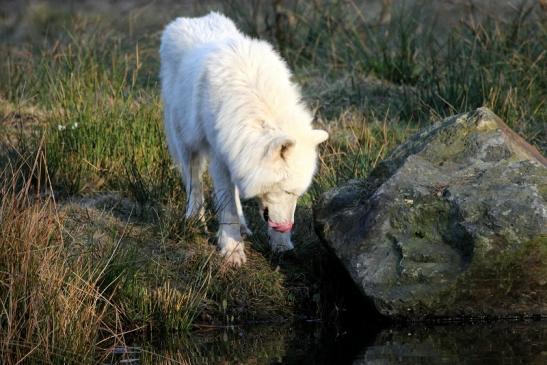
xmin=160 ymin=12 xmax=328 ymax=266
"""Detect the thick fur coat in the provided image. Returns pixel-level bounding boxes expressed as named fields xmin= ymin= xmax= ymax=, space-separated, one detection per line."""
xmin=160 ymin=12 xmax=328 ymax=265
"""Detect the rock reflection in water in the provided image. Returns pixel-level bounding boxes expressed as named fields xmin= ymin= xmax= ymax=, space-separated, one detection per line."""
xmin=356 ymin=321 xmax=547 ymax=365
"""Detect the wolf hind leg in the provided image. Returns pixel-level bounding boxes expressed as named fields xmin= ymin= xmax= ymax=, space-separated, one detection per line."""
xmin=234 ymin=187 xmax=252 ymax=237
xmin=180 ymin=148 xmax=207 ymax=223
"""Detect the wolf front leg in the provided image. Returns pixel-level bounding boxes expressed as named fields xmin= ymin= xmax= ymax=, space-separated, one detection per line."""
xmin=209 ymin=157 xmax=247 ymax=266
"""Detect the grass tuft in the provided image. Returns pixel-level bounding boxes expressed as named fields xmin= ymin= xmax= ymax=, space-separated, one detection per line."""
xmin=0 ymin=152 xmax=124 ymax=363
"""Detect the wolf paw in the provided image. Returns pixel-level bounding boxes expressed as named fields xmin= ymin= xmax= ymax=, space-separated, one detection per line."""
xmin=220 ymin=241 xmax=247 ymax=267
xmin=240 ymin=224 xmax=253 ymax=237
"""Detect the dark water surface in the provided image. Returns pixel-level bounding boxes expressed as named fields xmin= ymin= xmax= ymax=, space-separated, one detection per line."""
xmin=108 ymin=320 xmax=547 ymax=364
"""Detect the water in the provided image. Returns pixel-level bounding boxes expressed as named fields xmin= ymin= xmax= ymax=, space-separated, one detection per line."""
xmin=108 ymin=320 xmax=547 ymax=364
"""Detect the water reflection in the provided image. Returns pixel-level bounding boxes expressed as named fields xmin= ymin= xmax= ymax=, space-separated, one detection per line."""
xmin=110 ymin=320 xmax=547 ymax=364
xmin=113 ymin=324 xmax=294 ymax=364
xmin=356 ymin=321 xmax=547 ymax=365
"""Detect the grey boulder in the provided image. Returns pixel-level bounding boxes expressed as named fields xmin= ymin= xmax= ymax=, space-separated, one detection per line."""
xmin=315 ymin=107 xmax=547 ymax=319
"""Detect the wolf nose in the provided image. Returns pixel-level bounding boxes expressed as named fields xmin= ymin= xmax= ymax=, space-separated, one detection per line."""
xmin=268 ymin=221 xmax=293 ymax=233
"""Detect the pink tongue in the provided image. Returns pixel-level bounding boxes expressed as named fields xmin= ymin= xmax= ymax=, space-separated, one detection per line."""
xmin=268 ymin=221 xmax=293 ymax=233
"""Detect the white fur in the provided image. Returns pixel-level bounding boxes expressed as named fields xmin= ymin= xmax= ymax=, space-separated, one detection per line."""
xmin=160 ymin=12 xmax=328 ymax=266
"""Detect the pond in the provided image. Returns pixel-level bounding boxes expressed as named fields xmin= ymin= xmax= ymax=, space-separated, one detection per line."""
xmin=107 ymin=319 xmax=547 ymax=364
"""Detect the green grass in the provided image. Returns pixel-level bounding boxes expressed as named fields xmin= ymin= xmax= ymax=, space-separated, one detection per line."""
xmin=0 ymin=0 xmax=545 ymax=363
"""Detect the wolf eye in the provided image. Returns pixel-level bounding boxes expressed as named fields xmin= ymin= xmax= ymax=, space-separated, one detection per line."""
xmin=262 ymin=207 xmax=269 ymax=222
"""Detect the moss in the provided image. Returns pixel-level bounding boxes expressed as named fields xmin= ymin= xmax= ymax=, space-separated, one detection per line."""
xmin=390 ymin=194 xmax=473 ymax=265
xmin=437 ymin=235 xmax=547 ymax=317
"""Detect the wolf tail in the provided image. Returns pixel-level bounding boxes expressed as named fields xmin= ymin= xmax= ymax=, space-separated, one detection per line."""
xmin=160 ymin=12 xmax=239 ymax=83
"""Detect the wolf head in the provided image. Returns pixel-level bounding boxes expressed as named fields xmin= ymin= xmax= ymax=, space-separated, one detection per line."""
xmin=209 ymin=37 xmax=329 ymax=251
xmin=254 ymin=129 xmax=329 ymax=252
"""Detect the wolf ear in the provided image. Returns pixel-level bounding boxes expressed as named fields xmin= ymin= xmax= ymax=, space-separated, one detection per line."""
xmin=311 ymin=129 xmax=329 ymax=145
xmin=265 ymin=135 xmax=295 ymax=161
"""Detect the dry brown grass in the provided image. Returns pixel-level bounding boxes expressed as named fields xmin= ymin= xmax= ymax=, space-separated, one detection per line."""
xmin=0 ymin=153 xmax=126 ymax=363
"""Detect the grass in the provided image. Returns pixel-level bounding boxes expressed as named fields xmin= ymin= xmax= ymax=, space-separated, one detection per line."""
xmin=0 ymin=0 xmax=545 ymax=363
xmin=0 ymin=153 xmax=121 ymax=363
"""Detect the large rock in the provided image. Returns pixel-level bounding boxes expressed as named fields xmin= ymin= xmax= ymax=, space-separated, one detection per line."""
xmin=315 ymin=107 xmax=547 ymax=319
